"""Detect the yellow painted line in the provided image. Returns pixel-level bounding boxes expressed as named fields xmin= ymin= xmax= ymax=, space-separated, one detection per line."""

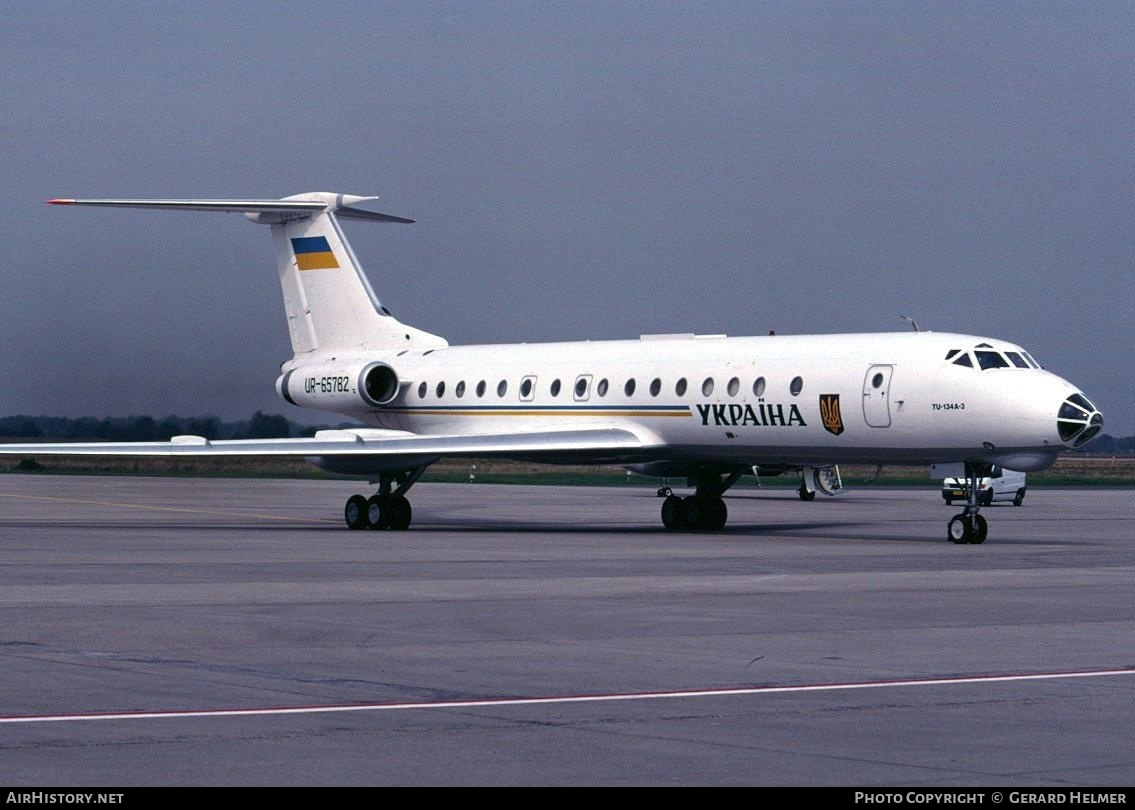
xmin=0 ymin=492 xmax=336 ymax=524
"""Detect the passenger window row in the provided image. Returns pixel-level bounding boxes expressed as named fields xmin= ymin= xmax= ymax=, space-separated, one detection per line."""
xmin=412 ymin=374 xmax=800 ymax=400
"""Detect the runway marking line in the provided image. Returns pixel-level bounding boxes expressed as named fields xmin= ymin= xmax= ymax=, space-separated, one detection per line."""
xmin=0 ymin=491 xmax=336 ymax=524
xmin=1 ymin=667 xmax=1132 ymax=725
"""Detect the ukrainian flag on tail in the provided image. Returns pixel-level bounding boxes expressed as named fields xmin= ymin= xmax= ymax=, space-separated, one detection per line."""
xmin=291 ymin=236 xmax=339 ymax=270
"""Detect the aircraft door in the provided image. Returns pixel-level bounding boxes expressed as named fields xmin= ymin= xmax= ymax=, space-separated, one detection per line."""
xmin=862 ymin=365 xmax=893 ymax=427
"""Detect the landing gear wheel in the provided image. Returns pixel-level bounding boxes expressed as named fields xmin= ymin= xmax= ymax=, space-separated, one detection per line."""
xmin=798 ymin=485 xmax=816 ymax=502
xmin=948 ymin=514 xmax=989 ymax=544
xmin=948 ymin=514 xmax=970 ymax=544
xmin=660 ymin=495 xmax=685 ymax=530
xmin=1013 ymin=489 xmax=1025 ymax=507
xmin=683 ymin=495 xmax=705 ymax=529
xmin=386 ymin=495 xmax=412 ymax=531
xmin=705 ymin=497 xmax=727 ymax=530
xmin=970 ymin=514 xmax=988 ymax=544
xmin=365 ymin=495 xmax=389 ymax=530
xmin=344 ymin=494 xmax=368 ymax=530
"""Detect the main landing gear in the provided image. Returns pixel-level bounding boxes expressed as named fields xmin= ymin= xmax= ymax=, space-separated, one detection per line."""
xmin=947 ymin=462 xmax=989 ymax=545
xmin=660 ymin=471 xmax=742 ymax=531
xmin=344 ymin=467 xmax=426 ymax=531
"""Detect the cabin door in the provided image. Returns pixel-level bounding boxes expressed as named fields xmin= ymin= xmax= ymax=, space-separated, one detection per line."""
xmin=862 ymin=365 xmax=893 ymax=427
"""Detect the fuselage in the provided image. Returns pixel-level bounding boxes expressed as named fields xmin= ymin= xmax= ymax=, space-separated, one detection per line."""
xmin=281 ymin=330 xmax=1101 ymax=473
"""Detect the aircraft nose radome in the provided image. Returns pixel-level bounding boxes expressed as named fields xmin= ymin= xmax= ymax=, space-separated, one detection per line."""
xmin=1056 ymin=391 xmax=1104 ymax=448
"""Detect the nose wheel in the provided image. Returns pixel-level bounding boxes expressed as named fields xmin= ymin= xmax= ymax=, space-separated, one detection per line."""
xmin=947 ymin=513 xmax=987 ymax=544
xmin=947 ymin=462 xmax=991 ymax=544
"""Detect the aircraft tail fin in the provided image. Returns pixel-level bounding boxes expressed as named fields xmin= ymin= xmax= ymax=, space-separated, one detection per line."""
xmin=48 ymin=193 xmax=448 ymax=356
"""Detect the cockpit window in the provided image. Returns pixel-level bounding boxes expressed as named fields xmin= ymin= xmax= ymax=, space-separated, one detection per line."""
xmin=1022 ymin=351 xmax=1042 ymax=369
xmin=945 ymin=349 xmax=961 ymax=361
xmin=1005 ymin=351 xmax=1030 ymax=369
xmin=975 ymin=350 xmax=1009 ymax=370
xmin=1068 ymin=394 xmax=1095 ymax=412
xmin=953 ymin=352 xmax=974 ymax=368
xmin=1060 ymin=402 xmax=1089 ymax=421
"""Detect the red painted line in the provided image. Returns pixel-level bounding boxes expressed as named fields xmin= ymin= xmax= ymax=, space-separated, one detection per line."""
xmin=1 ymin=668 xmax=1131 ymax=725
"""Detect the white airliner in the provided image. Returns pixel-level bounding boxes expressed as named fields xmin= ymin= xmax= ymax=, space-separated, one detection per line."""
xmin=0 ymin=193 xmax=1103 ymax=544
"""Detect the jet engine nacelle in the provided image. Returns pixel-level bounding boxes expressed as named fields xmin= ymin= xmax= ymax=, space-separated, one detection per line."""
xmin=276 ymin=361 xmax=401 ymax=410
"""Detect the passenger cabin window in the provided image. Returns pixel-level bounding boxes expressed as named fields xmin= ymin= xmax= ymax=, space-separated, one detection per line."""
xmin=476 ymin=380 xmax=486 ymax=398
xmin=727 ymin=377 xmax=739 ymax=397
xmin=575 ymin=375 xmax=592 ymax=401
xmin=753 ymin=377 xmax=766 ymax=396
xmin=649 ymin=378 xmax=661 ymax=397
xmin=417 ymin=382 xmax=427 ymax=398
xmin=550 ymin=379 xmax=561 ymax=397
xmin=675 ymin=378 xmax=687 ymax=396
xmin=790 ymin=376 xmax=803 ymax=396
xmin=519 ymin=376 xmax=535 ymax=401
xmin=497 ymin=380 xmax=508 ymax=397
xmin=975 ymin=351 xmax=1009 ymax=370
xmin=701 ymin=378 xmax=714 ymax=396
xmin=596 ymin=378 xmax=609 ymax=397
xmin=953 ymin=353 xmax=974 ymax=368
xmin=1005 ymin=351 xmax=1030 ymax=369
xmin=624 ymin=379 xmax=636 ymax=396
xmin=455 ymin=381 xmax=466 ymax=398
xmin=435 ymin=381 xmax=446 ymax=398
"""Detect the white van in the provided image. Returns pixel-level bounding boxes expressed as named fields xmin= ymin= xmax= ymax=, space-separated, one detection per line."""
xmin=941 ymin=466 xmax=1027 ymax=506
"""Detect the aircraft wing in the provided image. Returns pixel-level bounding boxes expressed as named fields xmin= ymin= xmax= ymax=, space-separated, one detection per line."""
xmin=0 ymin=428 xmax=648 ymax=466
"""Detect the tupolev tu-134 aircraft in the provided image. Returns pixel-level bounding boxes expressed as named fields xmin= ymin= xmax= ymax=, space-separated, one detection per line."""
xmin=0 ymin=192 xmax=1104 ymax=544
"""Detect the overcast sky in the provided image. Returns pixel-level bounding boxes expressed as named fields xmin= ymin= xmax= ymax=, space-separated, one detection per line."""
xmin=3 ymin=2 xmax=1132 ymax=434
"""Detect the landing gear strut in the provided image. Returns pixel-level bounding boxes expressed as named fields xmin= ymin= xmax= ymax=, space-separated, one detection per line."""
xmin=947 ymin=462 xmax=989 ymax=545
xmin=660 ymin=471 xmax=741 ymax=531
xmin=344 ymin=467 xmax=426 ymax=531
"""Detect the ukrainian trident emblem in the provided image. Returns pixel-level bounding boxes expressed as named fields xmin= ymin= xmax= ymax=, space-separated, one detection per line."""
xmin=819 ymin=394 xmax=844 ymax=436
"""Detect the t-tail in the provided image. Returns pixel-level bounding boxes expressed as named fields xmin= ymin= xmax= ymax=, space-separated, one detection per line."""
xmin=47 ymin=193 xmax=448 ymax=356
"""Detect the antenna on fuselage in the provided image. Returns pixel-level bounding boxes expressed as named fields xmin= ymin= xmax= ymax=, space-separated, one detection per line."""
xmin=900 ymin=315 xmax=921 ymax=332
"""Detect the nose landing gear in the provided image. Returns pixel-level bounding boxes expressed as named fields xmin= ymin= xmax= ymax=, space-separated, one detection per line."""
xmin=947 ymin=463 xmax=990 ymax=544
xmin=344 ymin=466 xmax=425 ymax=531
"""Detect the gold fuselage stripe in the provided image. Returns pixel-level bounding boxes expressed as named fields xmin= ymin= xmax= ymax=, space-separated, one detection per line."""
xmin=385 ymin=409 xmax=691 ymax=418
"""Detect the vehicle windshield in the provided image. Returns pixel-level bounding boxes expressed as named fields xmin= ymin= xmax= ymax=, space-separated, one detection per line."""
xmin=975 ymin=350 xmax=1009 ymax=370
xmin=948 ymin=344 xmax=1042 ymax=371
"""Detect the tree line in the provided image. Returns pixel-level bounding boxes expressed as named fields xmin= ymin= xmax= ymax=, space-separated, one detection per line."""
xmin=0 ymin=412 xmax=347 ymax=442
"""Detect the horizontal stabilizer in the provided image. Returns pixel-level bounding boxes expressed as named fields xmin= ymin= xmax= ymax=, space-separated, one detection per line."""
xmin=47 ymin=198 xmax=328 ymax=214
xmin=47 ymin=194 xmax=414 ymax=223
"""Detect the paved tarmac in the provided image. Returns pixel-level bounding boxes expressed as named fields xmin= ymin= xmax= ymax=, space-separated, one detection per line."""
xmin=0 ymin=475 xmax=1131 ymax=785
